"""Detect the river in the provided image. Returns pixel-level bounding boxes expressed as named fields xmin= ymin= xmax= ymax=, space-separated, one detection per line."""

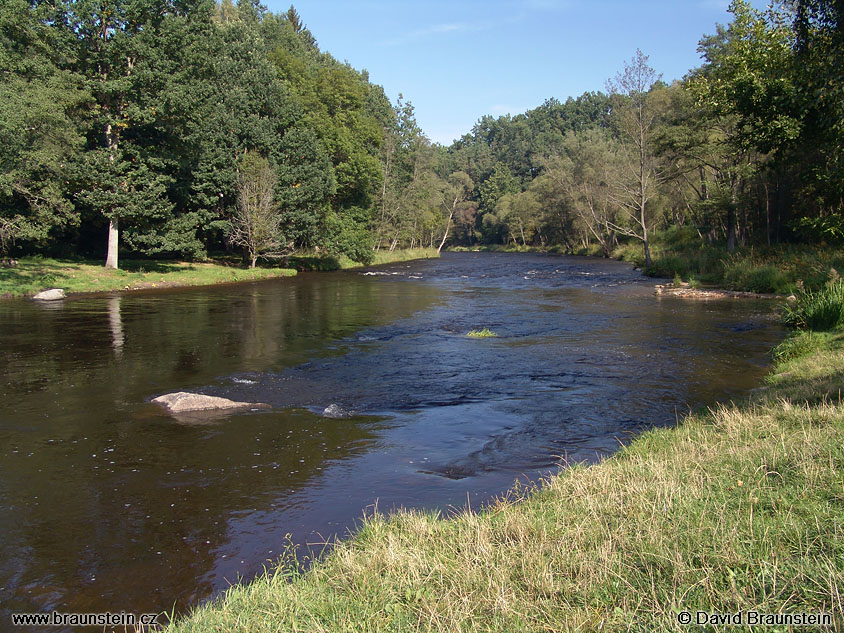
xmin=0 ymin=252 xmax=784 ymax=629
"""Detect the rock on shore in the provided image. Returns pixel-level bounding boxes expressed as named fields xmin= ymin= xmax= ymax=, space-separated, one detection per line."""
xmin=33 ymin=288 xmax=66 ymax=301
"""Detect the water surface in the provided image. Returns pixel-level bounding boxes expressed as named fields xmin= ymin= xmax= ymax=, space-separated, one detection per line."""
xmin=0 ymin=252 xmax=784 ymax=628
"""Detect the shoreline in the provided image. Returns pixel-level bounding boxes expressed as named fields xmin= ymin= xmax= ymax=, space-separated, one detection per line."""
xmin=163 ymin=330 xmax=842 ymax=632
xmin=0 ymin=249 xmax=439 ymax=300
xmin=653 ymin=283 xmax=785 ymax=300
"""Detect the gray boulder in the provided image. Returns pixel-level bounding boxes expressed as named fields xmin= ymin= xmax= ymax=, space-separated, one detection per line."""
xmin=33 ymin=288 xmax=66 ymax=301
xmin=152 ymin=391 xmax=270 ymax=414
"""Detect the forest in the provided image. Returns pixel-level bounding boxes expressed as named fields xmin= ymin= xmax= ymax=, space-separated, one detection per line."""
xmin=1 ymin=0 xmax=842 ymax=271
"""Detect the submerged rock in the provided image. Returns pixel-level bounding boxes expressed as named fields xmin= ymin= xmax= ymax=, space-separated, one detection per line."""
xmin=152 ymin=391 xmax=270 ymax=414
xmin=322 ymin=403 xmax=352 ymax=418
xmin=33 ymin=288 xmax=66 ymax=301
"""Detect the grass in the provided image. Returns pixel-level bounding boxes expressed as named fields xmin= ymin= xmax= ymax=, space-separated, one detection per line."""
xmin=339 ymin=248 xmax=439 ymax=269
xmin=0 ymin=249 xmax=438 ymax=298
xmin=0 ymin=257 xmax=296 ymax=298
xmin=163 ymin=334 xmax=844 ymax=632
xmin=466 ymin=328 xmax=497 ymax=338
xmin=604 ymin=226 xmax=844 ymax=295
xmin=289 ymin=248 xmax=439 ymax=272
xmin=782 ymin=278 xmax=844 ymax=331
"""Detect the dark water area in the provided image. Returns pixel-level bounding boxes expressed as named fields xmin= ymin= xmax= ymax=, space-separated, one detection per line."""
xmin=0 ymin=252 xmax=785 ymax=630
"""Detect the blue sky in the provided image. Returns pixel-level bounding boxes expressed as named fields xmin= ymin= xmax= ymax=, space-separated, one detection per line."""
xmin=263 ymin=0 xmax=766 ymax=145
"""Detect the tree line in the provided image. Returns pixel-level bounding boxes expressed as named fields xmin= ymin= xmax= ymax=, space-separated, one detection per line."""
xmin=438 ymin=0 xmax=844 ymax=264
xmin=1 ymin=0 xmax=842 ymax=268
xmin=0 ymin=0 xmax=462 ymax=268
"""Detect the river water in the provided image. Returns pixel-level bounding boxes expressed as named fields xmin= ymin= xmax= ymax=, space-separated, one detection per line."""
xmin=0 ymin=252 xmax=784 ymax=628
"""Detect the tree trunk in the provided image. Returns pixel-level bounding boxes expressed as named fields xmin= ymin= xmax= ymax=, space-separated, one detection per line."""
xmin=640 ymin=198 xmax=651 ymax=268
xmin=726 ymin=204 xmax=736 ymax=253
xmin=105 ymin=217 xmax=119 ymax=269
xmin=250 ymin=254 xmax=257 ymax=269
xmin=764 ymin=180 xmax=771 ymax=246
xmin=104 ymin=120 xmax=120 ymax=270
xmin=437 ymin=205 xmax=455 ymax=254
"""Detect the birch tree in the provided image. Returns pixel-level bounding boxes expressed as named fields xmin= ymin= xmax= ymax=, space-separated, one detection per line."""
xmin=606 ymin=49 xmax=664 ymax=268
xmin=228 ymin=152 xmax=286 ymax=269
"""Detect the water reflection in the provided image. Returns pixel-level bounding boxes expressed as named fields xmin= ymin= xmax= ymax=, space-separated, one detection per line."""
xmin=0 ymin=254 xmax=784 ymax=629
xmin=107 ymin=296 xmax=124 ymax=356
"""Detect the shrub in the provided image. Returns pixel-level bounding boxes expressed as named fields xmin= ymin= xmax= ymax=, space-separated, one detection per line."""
xmin=722 ymin=258 xmax=792 ymax=294
xmin=771 ymin=331 xmax=828 ymax=362
xmin=781 ymin=277 xmax=844 ymax=331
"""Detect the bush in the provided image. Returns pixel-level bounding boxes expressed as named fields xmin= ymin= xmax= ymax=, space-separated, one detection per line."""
xmin=781 ymin=277 xmax=844 ymax=331
xmin=771 ymin=331 xmax=829 ymax=362
xmin=722 ymin=258 xmax=792 ymax=294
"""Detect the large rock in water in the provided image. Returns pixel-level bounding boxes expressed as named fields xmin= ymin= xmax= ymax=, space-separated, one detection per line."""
xmin=33 ymin=288 xmax=66 ymax=301
xmin=152 ymin=392 xmax=270 ymax=414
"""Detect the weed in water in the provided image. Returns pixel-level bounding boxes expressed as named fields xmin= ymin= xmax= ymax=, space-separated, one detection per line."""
xmin=466 ymin=328 xmax=497 ymax=338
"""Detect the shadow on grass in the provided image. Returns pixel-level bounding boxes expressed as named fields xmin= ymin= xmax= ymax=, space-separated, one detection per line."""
xmin=287 ymin=255 xmax=341 ymax=272
xmin=120 ymin=260 xmax=197 ymax=273
xmin=0 ymin=261 xmax=82 ymax=294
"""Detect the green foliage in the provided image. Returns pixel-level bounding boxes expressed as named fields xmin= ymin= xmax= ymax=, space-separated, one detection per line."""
xmin=0 ymin=0 xmax=389 ymax=264
xmin=466 ymin=328 xmax=497 ymax=338
xmin=322 ymin=207 xmax=375 ymax=264
xmin=771 ymin=331 xmax=830 ymax=362
xmin=0 ymin=0 xmax=86 ymax=252
xmin=791 ymin=214 xmax=844 ymax=244
xmin=722 ymin=257 xmax=792 ymax=294
xmin=782 ymin=274 xmax=844 ymax=331
xmin=3 ymin=0 xmax=844 ymax=271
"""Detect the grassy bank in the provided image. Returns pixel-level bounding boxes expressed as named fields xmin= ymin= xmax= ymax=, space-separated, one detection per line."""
xmin=0 ymin=249 xmax=439 ymax=298
xmin=164 ymin=330 xmax=844 ymax=631
xmin=0 ymin=257 xmax=296 ymax=298
xmin=290 ymin=248 xmax=439 ymax=272
xmin=600 ymin=227 xmax=844 ymax=295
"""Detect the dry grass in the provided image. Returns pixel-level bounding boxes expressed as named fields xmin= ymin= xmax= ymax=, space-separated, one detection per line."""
xmin=165 ymin=333 xmax=844 ymax=632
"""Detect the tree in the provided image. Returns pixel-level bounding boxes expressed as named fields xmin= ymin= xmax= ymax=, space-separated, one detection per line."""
xmin=0 ymin=0 xmax=86 ymax=254
xmin=436 ymin=171 xmax=473 ymax=252
xmin=606 ymin=49 xmax=664 ymax=267
xmin=688 ymin=1 xmax=802 ymax=244
xmin=228 ymin=152 xmax=285 ymax=268
xmin=544 ymin=129 xmax=619 ymax=256
xmin=55 ymin=0 xmax=178 ymax=268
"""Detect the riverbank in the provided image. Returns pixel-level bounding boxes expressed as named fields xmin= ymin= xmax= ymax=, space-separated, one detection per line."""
xmin=454 ymin=229 xmax=844 ymax=295
xmin=164 ymin=330 xmax=844 ymax=632
xmin=290 ymin=247 xmax=439 ymax=271
xmin=600 ymin=228 xmax=844 ymax=295
xmin=0 ymin=249 xmax=439 ymax=298
xmin=0 ymin=258 xmax=297 ymax=298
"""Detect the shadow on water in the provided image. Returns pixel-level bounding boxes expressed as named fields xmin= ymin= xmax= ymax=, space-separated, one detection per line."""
xmin=0 ymin=252 xmax=785 ymax=629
